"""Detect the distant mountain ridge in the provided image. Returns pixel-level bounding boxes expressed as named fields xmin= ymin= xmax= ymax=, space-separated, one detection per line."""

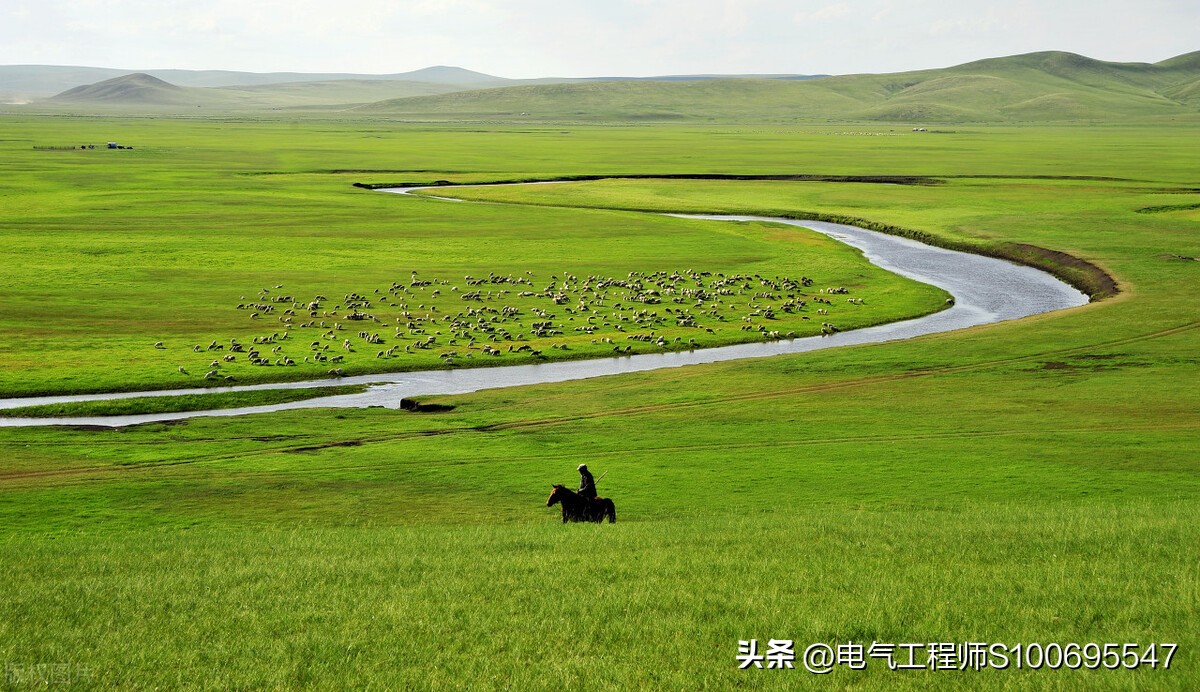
xmin=0 ymin=63 xmax=823 ymax=101
xmin=42 ymin=72 xmax=477 ymax=110
xmin=6 ymin=50 xmax=1199 ymax=121
xmin=356 ymin=50 xmax=1200 ymax=122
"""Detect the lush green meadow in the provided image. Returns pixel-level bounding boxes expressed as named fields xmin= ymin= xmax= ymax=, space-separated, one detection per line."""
xmin=1 ymin=115 xmax=1198 ymax=688
xmin=1 ymin=117 xmax=963 ymax=397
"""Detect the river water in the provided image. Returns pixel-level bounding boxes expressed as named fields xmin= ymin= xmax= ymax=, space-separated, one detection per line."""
xmin=0 ymin=207 xmax=1088 ymax=428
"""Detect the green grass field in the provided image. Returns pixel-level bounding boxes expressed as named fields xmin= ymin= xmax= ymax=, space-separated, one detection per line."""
xmin=1 ymin=115 xmax=1198 ymax=688
xmin=1 ymin=117 xmax=960 ymax=397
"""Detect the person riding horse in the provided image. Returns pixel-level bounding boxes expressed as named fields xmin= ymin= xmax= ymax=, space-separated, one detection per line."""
xmin=578 ymin=464 xmax=597 ymax=500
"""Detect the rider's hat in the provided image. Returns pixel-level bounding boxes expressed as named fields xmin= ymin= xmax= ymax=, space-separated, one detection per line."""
xmin=578 ymin=464 xmax=588 ymax=470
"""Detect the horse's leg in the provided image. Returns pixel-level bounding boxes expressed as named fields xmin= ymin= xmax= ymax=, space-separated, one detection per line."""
xmin=608 ymin=502 xmax=616 ymax=523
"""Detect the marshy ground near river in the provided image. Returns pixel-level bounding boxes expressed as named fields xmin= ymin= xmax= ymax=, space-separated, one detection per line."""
xmin=0 ymin=117 xmax=1197 ymax=687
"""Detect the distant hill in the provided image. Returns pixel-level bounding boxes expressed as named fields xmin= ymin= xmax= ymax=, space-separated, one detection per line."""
xmin=43 ymin=73 xmax=477 ymax=111
xmin=7 ymin=51 xmax=1199 ymax=121
xmin=357 ymin=51 xmax=1200 ymax=123
xmin=0 ymin=64 xmax=511 ymax=102
xmin=355 ymin=79 xmax=862 ymax=121
xmin=0 ymin=65 xmax=131 ymax=100
xmin=392 ymin=66 xmax=506 ymax=87
xmin=0 ymin=63 xmax=823 ymax=103
xmin=52 ymin=73 xmax=189 ymax=105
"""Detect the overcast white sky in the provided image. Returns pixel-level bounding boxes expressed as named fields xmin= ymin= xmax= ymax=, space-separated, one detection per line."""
xmin=3 ymin=0 xmax=1197 ymax=77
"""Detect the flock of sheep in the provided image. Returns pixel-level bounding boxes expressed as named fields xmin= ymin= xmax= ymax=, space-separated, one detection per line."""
xmin=160 ymin=270 xmax=864 ymax=379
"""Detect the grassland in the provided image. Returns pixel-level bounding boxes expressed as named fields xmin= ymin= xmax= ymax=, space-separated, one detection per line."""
xmin=0 ymin=115 xmax=1198 ymax=688
xmin=0 ymin=118 xmax=984 ymax=398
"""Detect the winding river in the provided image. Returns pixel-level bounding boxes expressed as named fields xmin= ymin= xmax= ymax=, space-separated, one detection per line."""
xmin=0 ymin=191 xmax=1089 ymax=428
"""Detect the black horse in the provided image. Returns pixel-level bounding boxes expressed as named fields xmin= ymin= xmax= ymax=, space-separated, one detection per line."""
xmin=546 ymin=484 xmax=616 ymax=523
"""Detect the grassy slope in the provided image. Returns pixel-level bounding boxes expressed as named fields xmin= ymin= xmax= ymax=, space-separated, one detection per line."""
xmin=0 ymin=64 xmax=509 ymax=99
xmin=356 ymin=51 xmax=1200 ymax=123
xmin=43 ymin=74 xmax=472 ymax=112
xmin=14 ymin=50 xmax=1200 ymax=120
xmin=1 ymin=117 xmax=1198 ymax=687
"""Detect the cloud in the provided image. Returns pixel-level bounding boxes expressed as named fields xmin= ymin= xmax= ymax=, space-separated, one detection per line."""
xmin=0 ymin=0 xmax=1197 ymax=77
xmin=795 ymin=3 xmax=852 ymax=23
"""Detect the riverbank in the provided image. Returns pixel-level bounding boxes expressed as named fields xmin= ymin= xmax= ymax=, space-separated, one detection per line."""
xmin=0 ymin=215 xmax=1086 ymax=427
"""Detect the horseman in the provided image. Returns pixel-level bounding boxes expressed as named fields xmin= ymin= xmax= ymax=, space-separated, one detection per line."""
xmin=577 ymin=464 xmax=597 ymax=500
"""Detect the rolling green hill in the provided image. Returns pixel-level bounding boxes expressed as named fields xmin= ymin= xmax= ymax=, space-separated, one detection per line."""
xmin=0 ymin=64 xmax=510 ymax=99
xmin=51 ymin=72 xmax=194 ymax=105
xmin=17 ymin=50 xmax=1200 ymax=121
xmin=0 ymin=63 xmax=819 ymax=104
xmin=360 ymin=78 xmax=867 ymax=121
xmin=43 ymin=73 xmax=473 ymax=111
xmin=357 ymin=50 xmax=1200 ymax=123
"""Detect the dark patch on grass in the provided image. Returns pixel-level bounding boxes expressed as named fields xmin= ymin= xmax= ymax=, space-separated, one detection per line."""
xmin=63 ymin=419 xmax=190 ymax=433
xmin=1026 ymin=356 xmax=1151 ymax=373
xmin=1136 ymin=202 xmax=1200 ymax=214
xmin=351 ymin=173 xmax=947 ymax=190
xmin=400 ymin=398 xmax=457 ymax=413
xmin=943 ymin=174 xmax=1139 ymax=182
xmin=284 ymin=440 xmax=363 ymax=453
xmin=123 ymin=419 xmax=189 ymax=431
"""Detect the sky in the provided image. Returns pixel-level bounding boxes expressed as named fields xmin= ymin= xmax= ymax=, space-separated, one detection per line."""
xmin=2 ymin=0 xmax=1197 ymax=78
